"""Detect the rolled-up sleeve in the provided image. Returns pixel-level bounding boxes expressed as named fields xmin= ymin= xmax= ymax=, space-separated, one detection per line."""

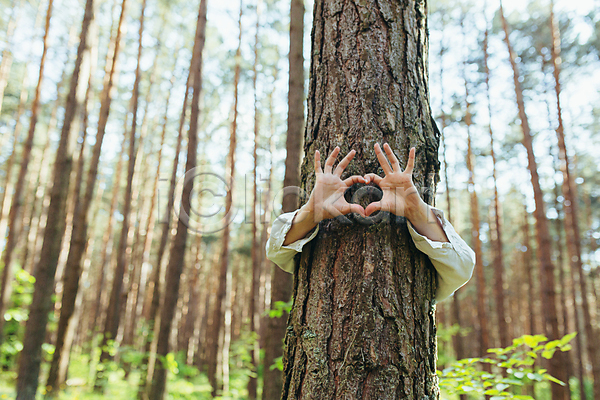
xmin=265 ymin=210 xmax=320 ymax=273
xmin=407 ymin=208 xmax=476 ymax=302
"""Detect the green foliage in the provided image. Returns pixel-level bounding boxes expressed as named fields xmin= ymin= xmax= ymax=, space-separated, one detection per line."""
xmin=267 ymin=300 xmax=292 ymax=318
xmin=0 ymin=268 xmax=35 ymax=369
xmin=438 ymin=332 xmax=577 ymax=399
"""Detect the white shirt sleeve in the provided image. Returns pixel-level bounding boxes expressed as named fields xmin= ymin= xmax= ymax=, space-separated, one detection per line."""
xmin=406 ymin=208 xmax=475 ymax=302
xmin=265 ymin=210 xmax=320 ymax=273
xmin=265 ymin=208 xmax=475 ymax=302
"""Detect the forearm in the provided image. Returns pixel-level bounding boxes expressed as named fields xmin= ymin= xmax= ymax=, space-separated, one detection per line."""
xmin=405 ymin=201 xmax=449 ymax=243
xmin=282 ymin=204 xmax=319 ymax=246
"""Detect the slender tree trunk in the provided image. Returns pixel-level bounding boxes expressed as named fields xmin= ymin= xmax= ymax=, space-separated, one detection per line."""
xmin=462 ymin=63 xmax=489 ymax=359
xmin=15 ymin=0 xmax=93 ymax=396
xmin=549 ymin=3 xmax=600 ymax=397
xmin=207 ymin=1 xmax=242 ymax=395
xmin=553 ymin=178 xmax=578 ymax=398
xmin=95 ymin=0 xmax=145 ymax=390
xmin=483 ymin=23 xmax=508 ymax=349
xmin=138 ymin=43 xmax=189 ymax=400
xmin=281 ymin=0 xmax=441 ymax=398
xmin=0 ymin=0 xmax=54 ymax=347
xmin=500 ymin=4 xmax=568 ymax=398
xmin=148 ymin=2 xmax=206 ymax=398
xmin=262 ymin=1 xmax=303 ymax=399
xmin=248 ymin=1 xmax=262 ymax=397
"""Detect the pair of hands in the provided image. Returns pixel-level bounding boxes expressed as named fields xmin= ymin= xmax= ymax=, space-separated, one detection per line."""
xmin=306 ymin=143 xmax=423 ymax=223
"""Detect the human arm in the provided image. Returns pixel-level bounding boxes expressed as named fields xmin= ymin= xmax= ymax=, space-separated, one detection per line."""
xmin=366 ymin=143 xmax=475 ymax=301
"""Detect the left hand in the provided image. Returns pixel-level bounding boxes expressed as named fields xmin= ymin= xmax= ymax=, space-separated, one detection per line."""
xmin=363 ymin=143 xmax=426 ymax=220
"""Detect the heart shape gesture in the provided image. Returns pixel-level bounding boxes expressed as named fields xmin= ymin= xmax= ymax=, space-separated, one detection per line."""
xmin=283 ymin=143 xmax=448 ymax=246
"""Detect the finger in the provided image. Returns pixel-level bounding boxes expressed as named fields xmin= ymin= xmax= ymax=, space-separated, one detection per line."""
xmin=374 ymin=143 xmax=392 ymax=175
xmin=364 ymin=173 xmax=383 ymax=186
xmin=314 ymin=150 xmax=322 ymax=174
xmin=348 ymin=203 xmax=366 ymax=217
xmin=324 ymin=146 xmax=340 ymax=174
xmin=338 ymin=200 xmax=366 ymax=217
xmin=334 ymin=149 xmax=356 ymax=177
xmin=405 ymin=147 xmax=415 ymax=176
xmin=365 ymin=201 xmax=382 ymax=216
xmin=343 ymin=174 xmax=366 ymax=186
xmin=383 ymin=143 xmax=401 ymax=172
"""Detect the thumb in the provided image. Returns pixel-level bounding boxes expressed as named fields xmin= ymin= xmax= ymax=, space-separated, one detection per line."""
xmin=365 ymin=201 xmax=382 ymax=216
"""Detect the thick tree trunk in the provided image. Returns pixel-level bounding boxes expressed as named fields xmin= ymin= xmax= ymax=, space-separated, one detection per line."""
xmin=207 ymin=2 xmax=242 ymax=396
xmin=95 ymin=0 xmax=145 ymax=390
xmin=281 ymin=1 xmax=440 ymax=399
xmin=499 ymin=4 xmax=568 ymax=398
xmin=262 ymin=1 xmax=304 ymax=399
xmin=549 ymin=3 xmax=600 ymax=397
xmin=147 ymin=1 xmax=206 ymax=398
xmin=15 ymin=0 xmax=93 ymax=396
xmin=0 ymin=0 xmax=54 ymax=348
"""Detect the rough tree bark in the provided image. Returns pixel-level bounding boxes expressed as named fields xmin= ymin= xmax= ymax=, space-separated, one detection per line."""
xmin=500 ymin=4 xmax=568 ymax=398
xmin=280 ymin=1 xmax=441 ymax=399
xmin=15 ymin=0 xmax=93 ymax=395
xmin=147 ymin=1 xmax=206 ymax=398
xmin=262 ymin=1 xmax=304 ymax=399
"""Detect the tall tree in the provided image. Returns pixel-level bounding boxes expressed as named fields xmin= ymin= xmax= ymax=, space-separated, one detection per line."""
xmin=549 ymin=2 xmax=600 ymax=397
xmin=15 ymin=0 xmax=93 ymax=396
xmin=280 ymin=0 xmax=442 ymax=398
xmin=483 ymin=13 xmax=508 ymax=349
xmin=0 ymin=0 xmax=54 ymax=346
xmin=499 ymin=3 xmax=568 ymax=398
xmin=248 ymin=1 xmax=262 ymax=398
xmin=207 ymin=1 xmax=242 ymax=395
xmin=461 ymin=26 xmax=489 ymax=358
xmin=95 ymin=0 xmax=146 ymax=390
xmin=148 ymin=1 xmax=207 ymax=398
xmin=262 ymin=0 xmax=304 ymax=398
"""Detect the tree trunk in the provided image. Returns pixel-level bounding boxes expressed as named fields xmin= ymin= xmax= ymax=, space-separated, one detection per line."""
xmin=207 ymin=1 xmax=242 ymax=395
xmin=147 ymin=1 xmax=206 ymax=398
xmin=0 ymin=0 xmax=54 ymax=348
xmin=138 ymin=37 xmax=190 ymax=400
xmin=463 ymin=65 xmax=489 ymax=359
xmin=549 ymin=3 xmax=600 ymax=397
xmin=281 ymin=1 xmax=441 ymax=399
xmin=15 ymin=0 xmax=93 ymax=395
xmin=499 ymin=4 xmax=568 ymax=398
xmin=95 ymin=0 xmax=145 ymax=390
xmin=248 ymin=1 xmax=262 ymax=397
xmin=483 ymin=23 xmax=508 ymax=349
xmin=262 ymin=1 xmax=304 ymax=399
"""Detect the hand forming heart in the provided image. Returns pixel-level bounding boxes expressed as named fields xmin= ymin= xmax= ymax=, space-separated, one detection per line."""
xmin=283 ymin=143 xmax=446 ymax=246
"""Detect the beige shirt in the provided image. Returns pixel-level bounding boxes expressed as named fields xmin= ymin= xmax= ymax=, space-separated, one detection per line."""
xmin=265 ymin=208 xmax=475 ymax=302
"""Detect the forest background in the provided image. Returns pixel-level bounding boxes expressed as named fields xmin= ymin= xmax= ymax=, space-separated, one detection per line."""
xmin=0 ymin=0 xmax=599 ymax=398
